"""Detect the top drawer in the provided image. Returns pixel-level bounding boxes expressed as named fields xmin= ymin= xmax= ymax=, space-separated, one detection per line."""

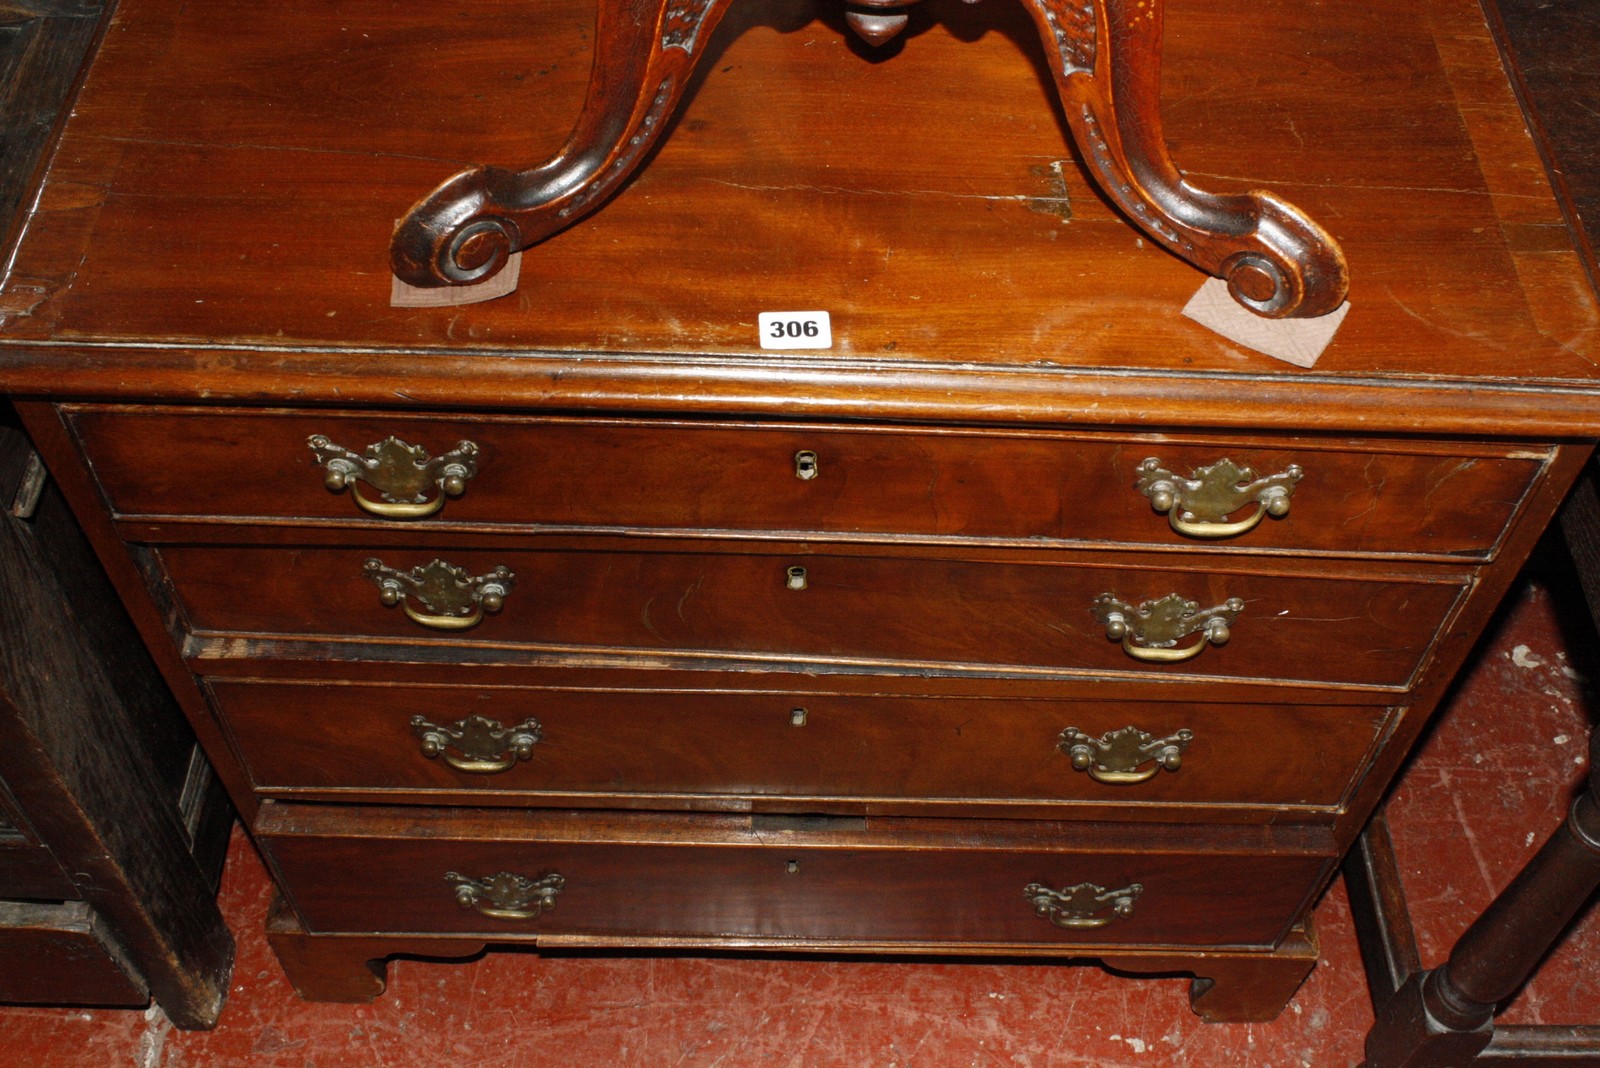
xmin=64 ymin=406 xmax=1547 ymax=559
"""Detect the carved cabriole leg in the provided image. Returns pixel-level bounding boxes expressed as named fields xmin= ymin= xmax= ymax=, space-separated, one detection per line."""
xmin=391 ymin=0 xmax=734 ymax=288
xmin=1016 ymin=0 xmax=1349 ymax=318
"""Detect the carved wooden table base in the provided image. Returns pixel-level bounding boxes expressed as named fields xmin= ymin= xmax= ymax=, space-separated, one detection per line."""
xmin=390 ymin=0 xmax=1349 ymax=318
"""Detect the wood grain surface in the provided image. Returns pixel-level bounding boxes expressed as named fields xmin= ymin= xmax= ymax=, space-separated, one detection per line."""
xmin=65 ymin=404 xmax=1550 ymax=560
xmin=207 ymin=677 xmax=1393 ymax=815
xmin=0 ymin=0 xmax=1595 ymax=434
xmin=260 ymin=802 xmax=1329 ymax=948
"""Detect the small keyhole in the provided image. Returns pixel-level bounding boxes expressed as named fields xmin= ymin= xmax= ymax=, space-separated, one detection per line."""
xmin=786 ymin=565 xmax=808 ymax=590
xmin=790 ymin=707 xmax=808 ymax=727
xmin=785 ymin=860 xmax=800 ymax=874
xmin=794 ymin=450 xmax=819 ymax=480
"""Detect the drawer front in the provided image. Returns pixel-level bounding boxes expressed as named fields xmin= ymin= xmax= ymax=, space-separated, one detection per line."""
xmin=0 ymin=786 xmax=76 ymax=901
xmin=211 ymin=679 xmax=1392 ymax=812
xmin=0 ymin=901 xmax=147 ymax=1008
xmin=261 ymin=809 xmax=1326 ymax=948
xmin=160 ymin=544 xmax=1467 ymax=688
xmin=68 ymin=406 xmax=1543 ymax=557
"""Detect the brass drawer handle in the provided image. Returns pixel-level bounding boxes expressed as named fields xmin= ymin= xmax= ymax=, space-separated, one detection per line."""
xmin=1136 ymin=457 xmax=1302 ymax=539
xmin=446 ymin=871 xmax=564 ymax=921
xmin=1092 ymin=592 xmax=1243 ymax=663
xmin=1059 ymin=725 xmax=1193 ymax=784
xmin=309 ymin=434 xmax=479 ymax=518
xmin=1024 ymin=881 xmax=1143 ymax=929
xmin=412 ymin=714 xmax=542 ymax=773
xmin=364 ymin=558 xmax=514 ymax=630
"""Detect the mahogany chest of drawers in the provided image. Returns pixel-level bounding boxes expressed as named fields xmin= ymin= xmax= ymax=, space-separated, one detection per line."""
xmin=3 ymin=0 xmax=1599 ymax=1024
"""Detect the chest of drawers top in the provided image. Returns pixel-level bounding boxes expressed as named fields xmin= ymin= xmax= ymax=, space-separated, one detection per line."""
xmin=0 ymin=0 xmax=1596 ymax=437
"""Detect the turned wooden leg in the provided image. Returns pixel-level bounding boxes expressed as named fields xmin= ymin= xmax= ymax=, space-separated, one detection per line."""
xmin=392 ymin=0 xmax=735 ymax=287
xmin=1360 ymin=736 xmax=1600 ymax=1068
xmin=1014 ymin=0 xmax=1348 ymax=318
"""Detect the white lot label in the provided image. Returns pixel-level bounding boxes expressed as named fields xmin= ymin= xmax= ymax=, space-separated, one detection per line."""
xmin=758 ymin=311 xmax=832 ymax=349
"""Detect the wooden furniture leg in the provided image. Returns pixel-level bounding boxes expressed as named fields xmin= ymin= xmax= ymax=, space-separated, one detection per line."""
xmin=1346 ymin=460 xmax=1600 ymax=1067
xmin=1013 ymin=0 xmax=1347 ymax=318
xmin=1108 ymin=923 xmax=1321 ymax=1023
xmin=391 ymin=0 xmax=735 ymax=287
xmin=265 ymin=897 xmax=490 ymax=1003
xmin=1348 ymin=800 xmax=1600 ymax=1067
xmin=394 ymin=0 xmax=1349 ymax=318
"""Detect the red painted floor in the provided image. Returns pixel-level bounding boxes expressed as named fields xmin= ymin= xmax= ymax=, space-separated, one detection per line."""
xmin=0 ymin=562 xmax=1594 ymax=1067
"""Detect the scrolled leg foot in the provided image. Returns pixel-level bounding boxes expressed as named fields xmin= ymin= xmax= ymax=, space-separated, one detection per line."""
xmin=393 ymin=170 xmax=524 ymax=288
xmin=392 ymin=0 xmax=734 ymax=288
xmin=1018 ymin=0 xmax=1349 ymax=318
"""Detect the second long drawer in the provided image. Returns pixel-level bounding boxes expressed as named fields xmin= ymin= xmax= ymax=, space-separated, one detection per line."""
xmin=158 ymin=544 xmax=1469 ymax=688
xmin=209 ymin=679 xmax=1394 ymax=813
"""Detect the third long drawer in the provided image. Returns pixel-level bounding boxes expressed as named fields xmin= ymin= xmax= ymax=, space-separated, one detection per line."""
xmin=209 ymin=679 xmax=1395 ymax=816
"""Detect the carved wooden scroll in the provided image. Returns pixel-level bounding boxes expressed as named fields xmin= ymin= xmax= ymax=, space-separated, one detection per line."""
xmin=390 ymin=0 xmax=735 ymax=289
xmin=391 ymin=0 xmax=1348 ymax=319
xmin=1015 ymin=0 xmax=1347 ymax=317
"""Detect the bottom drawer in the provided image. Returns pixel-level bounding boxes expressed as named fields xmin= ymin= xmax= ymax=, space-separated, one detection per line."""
xmin=260 ymin=804 xmax=1331 ymax=950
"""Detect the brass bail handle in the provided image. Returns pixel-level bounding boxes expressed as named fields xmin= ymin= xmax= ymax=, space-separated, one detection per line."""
xmin=309 ymin=434 xmax=479 ymax=518
xmin=446 ymin=871 xmax=564 ymax=921
xmin=1060 ymin=725 xmax=1194 ymax=785
xmin=412 ymin=714 xmax=542 ymax=774
xmin=1092 ymin=592 xmax=1244 ymax=664
xmin=1024 ymin=881 xmax=1143 ymax=930
xmin=1136 ymin=457 xmax=1303 ymax=539
xmin=402 ymin=597 xmax=490 ymax=631
xmin=364 ymin=558 xmax=514 ymax=631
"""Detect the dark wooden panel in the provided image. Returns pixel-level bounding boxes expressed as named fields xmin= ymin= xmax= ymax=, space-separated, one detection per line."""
xmin=4 ymin=416 xmax=199 ymax=801
xmin=0 ymin=900 xmax=147 ymax=1008
xmin=0 ymin=845 xmax=76 ymax=901
xmin=1488 ymin=0 xmax=1600 ymax=292
xmin=0 ymin=413 xmax=233 ymax=1027
xmin=262 ymin=804 xmax=1328 ymax=948
xmin=210 ymin=678 xmax=1392 ymax=813
xmin=0 ymin=0 xmax=108 ymax=259
xmin=66 ymin=406 xmax=1547 ymax=560
xmin=0 ymin=781 xmax=74 ymax=899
